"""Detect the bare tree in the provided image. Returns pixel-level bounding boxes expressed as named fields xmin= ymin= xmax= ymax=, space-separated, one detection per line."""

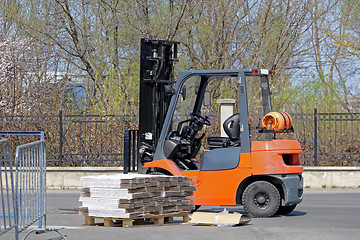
xmin=3 ymin=0 xmax=359 ymax=115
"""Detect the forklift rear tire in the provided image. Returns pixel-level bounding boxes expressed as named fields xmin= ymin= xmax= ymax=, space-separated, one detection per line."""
xmin=276 ymin=204 xmax=297 ymax=215
xmin=242 ymin=181 xmax=280 ymax=218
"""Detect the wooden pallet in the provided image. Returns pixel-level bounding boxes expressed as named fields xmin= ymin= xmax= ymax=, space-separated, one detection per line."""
xmin=84 ymin=212 xmax=191 ymax=228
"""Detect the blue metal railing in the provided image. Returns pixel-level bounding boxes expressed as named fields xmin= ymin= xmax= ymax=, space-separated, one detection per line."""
xmin=0 ymin=132 xmax=66 ymax=239
xmin=0 ymin=139 xmax=17 ymax=237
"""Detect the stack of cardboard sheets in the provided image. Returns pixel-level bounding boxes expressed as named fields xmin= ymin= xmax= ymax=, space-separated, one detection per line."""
xmin=79 ymin=174 xmax=195 ymax=219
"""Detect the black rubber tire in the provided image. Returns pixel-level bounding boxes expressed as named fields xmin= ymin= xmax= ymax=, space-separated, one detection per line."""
xmin=276 ymin=204 xmax=297 ymax=215
xmin=242 ymin=181 xmax=280 ymax=218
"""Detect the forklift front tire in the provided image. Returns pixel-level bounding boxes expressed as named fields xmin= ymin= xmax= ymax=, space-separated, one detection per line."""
xmin=242 ymin=181 xmax=280 ymax=218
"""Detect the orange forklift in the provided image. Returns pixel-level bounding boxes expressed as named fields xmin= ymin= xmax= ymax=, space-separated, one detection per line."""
xmin=138 ymin=39 xmax=303 ymax=217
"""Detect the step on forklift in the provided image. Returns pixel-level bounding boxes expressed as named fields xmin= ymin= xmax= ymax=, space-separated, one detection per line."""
xmin=138 ymin=39 xmax=303 ymax=218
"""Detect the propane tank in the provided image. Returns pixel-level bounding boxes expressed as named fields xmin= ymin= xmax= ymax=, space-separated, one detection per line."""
xmin=262 ymin=111 xmax=293 ymax=131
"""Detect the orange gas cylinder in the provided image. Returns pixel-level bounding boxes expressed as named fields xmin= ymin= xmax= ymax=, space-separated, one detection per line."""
xmin=262 ymin=111 xmax=293 ymax=131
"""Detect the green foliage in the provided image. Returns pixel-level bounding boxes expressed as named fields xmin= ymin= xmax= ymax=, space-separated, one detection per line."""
xmin=0 ymin=0 xmax=358 ymax=115
xmin=271 ymin=70 xmax=351 ymax=113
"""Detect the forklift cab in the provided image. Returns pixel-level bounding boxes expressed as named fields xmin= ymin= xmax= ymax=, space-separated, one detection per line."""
xmin=151 ymin=69 xmax=273 ymax=171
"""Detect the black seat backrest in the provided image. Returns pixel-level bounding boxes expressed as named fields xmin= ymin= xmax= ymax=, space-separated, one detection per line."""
xmin=223 ymin=113 xmax=240 ymax=140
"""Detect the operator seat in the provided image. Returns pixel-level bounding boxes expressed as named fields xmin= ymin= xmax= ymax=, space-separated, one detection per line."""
xmin=207 ymin=113 xmax=240 ymax=149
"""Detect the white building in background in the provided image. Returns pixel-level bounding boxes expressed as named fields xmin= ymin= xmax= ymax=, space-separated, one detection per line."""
xmin=46 ymin=71 xmax=89 ymax=110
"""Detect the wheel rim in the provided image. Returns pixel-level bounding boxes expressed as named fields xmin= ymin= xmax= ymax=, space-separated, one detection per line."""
xmin=253 ymin=192 xmax=269 ymax=209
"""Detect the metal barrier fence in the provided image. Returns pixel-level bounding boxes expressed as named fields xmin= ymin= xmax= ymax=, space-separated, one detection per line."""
xmin=0 ymin=139 xmax=17 ymax=237
xmin=15 ymin=140 xmax=47 ymax=235
xmin=0 ymin=139 xmax=46 ymax=240
xmin=0 ymin=136 xmax=65 ymax=239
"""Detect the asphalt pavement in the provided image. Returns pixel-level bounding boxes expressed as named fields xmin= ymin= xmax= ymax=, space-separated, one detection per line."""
xmin=9 ymin=188 xmax=360 ymax=240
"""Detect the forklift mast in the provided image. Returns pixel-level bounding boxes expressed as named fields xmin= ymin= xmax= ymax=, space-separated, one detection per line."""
xmin=139 ymin=39 xmax=179 ymax=161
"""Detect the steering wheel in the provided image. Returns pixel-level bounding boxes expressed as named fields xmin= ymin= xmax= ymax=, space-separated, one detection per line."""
xmin=190 ymin=113 xmax=211 ymax=126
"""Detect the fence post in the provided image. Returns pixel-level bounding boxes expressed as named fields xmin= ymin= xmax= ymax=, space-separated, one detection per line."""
xmin=123 ymin=130 xmax=130 ymax=174
xmin=59 ymin=111 xmax=63 ymax=166
xmin=136 ymin=130 xmax=140 ymax=173
xmin=314 ymin=108 xmax=318 ymax=166
xmin=131 ymin=130 xmax=136 ymax=172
